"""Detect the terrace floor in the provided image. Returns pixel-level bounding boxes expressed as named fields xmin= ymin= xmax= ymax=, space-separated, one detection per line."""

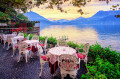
xmin=0 ymin=43 xmax=87 ymax=79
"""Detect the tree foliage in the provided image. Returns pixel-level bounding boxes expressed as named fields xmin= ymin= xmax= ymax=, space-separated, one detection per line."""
xmin=0 ymin=0 xmax=89 ymax=14
xmin=110 ymin=4 xmax=120 ymax=18
xmin=0 ymin=11 xmax=11 ymax=20
xmin=0 ymin=0 xmax=113 ymax=15
xmin=16 ymin=13 xmax=28 ymax=20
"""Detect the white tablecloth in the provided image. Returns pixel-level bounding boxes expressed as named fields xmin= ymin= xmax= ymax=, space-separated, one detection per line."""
xmin=23 ymin=40 xmax=39 ymax=47
xmin=5 ymin=34 xmax=16 ymax=37
xmin=13 ymin=36 xmax=24 ymax=41
xmin=48 ymin=46 xmax=77 ymax=64
xmin=5 ymin=34 xmax=16 ymax=40
xmin=48 ymin=46 xmax=76 ymax=55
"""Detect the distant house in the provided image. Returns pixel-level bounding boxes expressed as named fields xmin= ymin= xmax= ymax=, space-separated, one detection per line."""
xmin=0 ymin=20 xmax=40 ymax=34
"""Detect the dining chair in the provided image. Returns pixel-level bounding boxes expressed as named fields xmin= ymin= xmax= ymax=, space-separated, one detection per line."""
xmin=12 ymin=32 xmax=17 ymax=36
xmin=56 ymin=39 xmax=68 ymax=47
xmin=7 ymin=36 xmax=13 ymax=50
xmin=37 ymin=44 xmax=49 ymax=77
xmin=17 ymin=42 xmax=31 ymax=63
xmin=17 ymin=32 xmax=24 ymax=36
xmin=0 ymin=33 xmax=3 ymax=44
xmin=43 ymin=37 xmax=48 ymax=54
xmin=76 ymin=43 xmax=89 ymax=67
xmin=58 ymin=54 xmax=80 ymax=79
xmin=32 ymin=35 xmax=39 ymax=41
xmin=23 ymin=34 xmax=30 ymax=41
xmin=26 ymin=34 xmax=30 ymax=40
xmin=11 ymin=38 xmax=19 ymax=57
xmin=3 ymin=34 xmax=7 ymax=48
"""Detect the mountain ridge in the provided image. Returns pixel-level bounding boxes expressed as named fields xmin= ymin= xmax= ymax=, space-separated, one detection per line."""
xmin=24 ymin=10 xmax=120 ymax=25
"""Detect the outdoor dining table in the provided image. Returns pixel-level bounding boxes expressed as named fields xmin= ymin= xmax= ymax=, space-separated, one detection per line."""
xmin=5 ymin=34 xmax=16 ymax=37
xmin=47 ymin=46 xmax=77 ymax=74
xmin=4 ymin=34 xmax=16 ymax=49
xmin=23 ymin=40 xmax=45 ymax=53
xmin=23 ymin=40 xmax=39 ymax=53
xmin=13 ymin=36 xmax=24 ymax=42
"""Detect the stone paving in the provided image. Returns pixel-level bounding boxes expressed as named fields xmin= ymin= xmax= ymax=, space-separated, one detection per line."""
xmin=0 ymin=43 xmax=87 ymax=79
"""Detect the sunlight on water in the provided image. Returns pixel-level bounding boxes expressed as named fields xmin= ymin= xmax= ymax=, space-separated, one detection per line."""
xmin=40 ymin=25 xmax=120 ymax=52
xmin=40 ymin=25 xmax=99 ymax=45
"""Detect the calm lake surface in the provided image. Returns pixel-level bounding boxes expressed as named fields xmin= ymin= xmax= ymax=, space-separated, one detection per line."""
xmin=40 ymin=25 xmax=120 ymax=52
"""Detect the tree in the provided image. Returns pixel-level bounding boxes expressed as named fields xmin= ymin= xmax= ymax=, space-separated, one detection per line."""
xmin=0 ymin=11 xmax=11 ymax=20
xmin=16 ymin=13 xmax=29 ymax=20
xmin=0 ymin=0 xmax=112 ymax=15
xmin=0 ymin=0 xmax=89 ymax=14
xmin=110 ymin=4 xmax=120 ymax=18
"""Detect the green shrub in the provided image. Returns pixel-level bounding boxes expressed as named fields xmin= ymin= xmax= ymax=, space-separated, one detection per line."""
xmin=14 ymin=22 xmax=20 ymax=28
xmin=82 ymin=57 xmax=120 ymax=79
xmin=47 ymin=37 xmax=57 ymax=46
xmin=24 ymin=33 xmax=28 ymax=38
xmin=88 ymin=43 xmax=120 ymax=64
xmin=67 ymin=41 xmax=79 ymax=49
xmin=81 ymin=64 xmax=107 ymax=79
xmin=27 ymin=27 xmax=32 ymax=31
xmin=39 ymin=36 xmax=47 ymax=42
xmin=29 ymin=34 xmax=34 ymax=40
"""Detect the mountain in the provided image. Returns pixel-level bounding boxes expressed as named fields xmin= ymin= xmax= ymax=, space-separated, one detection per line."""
xmin=91 ymin=10 xmax=120 ymax=19
xmin=24 ymin=10 xmax=120 ymax=26
xmin=24 ymin=11 xmax=54 ymax=28
xmin=24 ymin=11 xmax=49 ymax=21
xmin=66 ymin=10 xmax=120 ymax=25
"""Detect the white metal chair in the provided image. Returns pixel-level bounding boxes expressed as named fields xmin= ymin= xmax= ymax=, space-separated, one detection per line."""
xmin=56 ymin=39 xmax=68 ymax=47
xmin=58 ymin=54 xmax=80 ymax=79
xmin=12 ymin=32 xmax=17 ymax=36
xmin=76 ymin=43 xmax=89 ymax=66
xmin=32 ymin=35 xmax=39 ymax=41
xmin=0 ymin=33 xmax=3 ymax=44
xmin=11 ymin=38 xmax=18 ymax=57
xmin=18 ymin=32 xmax=24 ymax=36
xmin=37 ymin=44 xmax=49 ymax=77
xmin=17 ymin=42 xmax=31 ymax=63
xmin=26 ymin=34 xmax=30 ymax=40
xmin=43 ymin=37 xmax=48 ymax=54
xmin=7 ymin=36 xmax=13 ymax=50
xmin=3 ymin=34 xmax=7 ymax=48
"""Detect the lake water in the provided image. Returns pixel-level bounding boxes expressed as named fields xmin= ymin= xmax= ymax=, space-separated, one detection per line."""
xmin=40 ymin=25 xmax=120 ymax=52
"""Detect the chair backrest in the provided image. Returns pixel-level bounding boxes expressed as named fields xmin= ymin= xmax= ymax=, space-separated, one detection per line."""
xmin=7 ymin=36 xmax=13 ymax=43
xmin=32 ymin=35 xmax=39 ymax=41
xmin=18 ymin=33 xmax=24 ymax=36
xmin=44 ymin=37 xmax=48 ymax=48
xmin=59 ymin=54 xmax=79 ymax=71
xmin=0 ymin=34 xmax=4 ymax=40
xmin=12 ymin=32 xmax=17 ymax=36
xmin=83 ymin=43 xmax=89 ymax=54
xmin=57 ymin=39 xmax=67 ymax=46
xmin=26 ymin=34 xmax=30 ymax=40
xmin=0 ymin=33 xmax=3 ymax=38
xmin=3 ymin=34 xmax=7 ymax=40
xmin=37 ymin=44 xmax=43 ymax=55
xmin=18 ymin=42 xmax=28 ymax=51
xmin=11 ymin=38 xmax=17 ymax=46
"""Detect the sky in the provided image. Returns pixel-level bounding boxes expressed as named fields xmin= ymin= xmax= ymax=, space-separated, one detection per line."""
xmin=31 ymin=0 xmax=120 ymax=20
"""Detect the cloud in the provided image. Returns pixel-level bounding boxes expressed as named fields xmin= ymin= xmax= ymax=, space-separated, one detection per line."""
xmin=31 ymin=0 xmax=120 ymax=20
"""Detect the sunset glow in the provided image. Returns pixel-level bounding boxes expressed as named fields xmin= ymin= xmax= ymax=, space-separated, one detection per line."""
xmin=31 ymin=0 xmax=120 ymax=20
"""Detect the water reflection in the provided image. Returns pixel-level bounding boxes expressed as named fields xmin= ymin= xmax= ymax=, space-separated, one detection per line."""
xmin=40 ymin=25 xmax=99 ymax=45
xmin=98 ymin=34 xmax=120 ymax=52
xmin=40 ymin=25 xmax=120 ymax=52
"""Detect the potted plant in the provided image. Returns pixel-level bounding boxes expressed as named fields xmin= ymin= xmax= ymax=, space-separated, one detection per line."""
xmin=47 ymin=37 xmax=57 ymax=48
